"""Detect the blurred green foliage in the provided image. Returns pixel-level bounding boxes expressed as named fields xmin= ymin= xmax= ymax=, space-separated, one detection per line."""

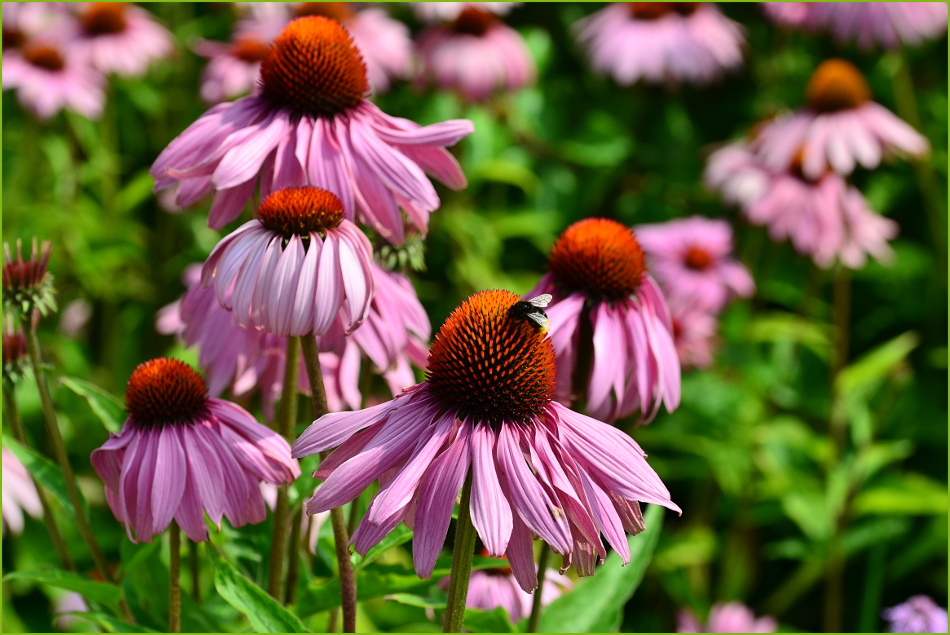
xmin=2 ymin=3 xmax=946 ymax=633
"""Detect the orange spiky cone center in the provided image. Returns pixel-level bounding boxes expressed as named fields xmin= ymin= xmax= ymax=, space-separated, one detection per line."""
xmin=548 ymin=218 xmax=646 ymax=300
xmin=628 ymin=2 xmax=700 ymax=19
xmin=294 ymin=2 xmax=356 ymax=23
xmin=684 ymin=246 xmax=714 ymax=270
xmin=259 ymin=16 xmax=368 ymax=118
xmin=22 ymin=42 xmax=64 ymax=71
xmin=805 ymin=59 xmax=871 ymax=113
xmin=452 ymin=8 xmax=497 ymax=36
xmin=426 ymin=290 xmax=556 ymax=425
xmin=257 ymin=187 xmax=345 ymax=237
xmin=125 ymin=358 xmax=208 ymax=426
xmin=232 ymin=35 xmax=270 ymax=63
xmin=81 ymin=3 xmax=129 ymax=35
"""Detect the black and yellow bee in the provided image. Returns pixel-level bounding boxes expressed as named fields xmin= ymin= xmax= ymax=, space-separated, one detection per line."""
xmin=508 ymin=294 xmax=552 ymax=333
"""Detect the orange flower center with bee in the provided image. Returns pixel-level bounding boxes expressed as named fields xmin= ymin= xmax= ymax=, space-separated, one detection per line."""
xmin=548 ymin=218 xmax=646 ymax=300
xmin=259 ymin=16 xmax=368 ymax=118
xmin=426 ymin=290 xmax=556 ymax=425
xmin=125 ymin=358 xmax=208 ymax=426
xmin=805 ymin=59 xmax=871 ymax=114
xmin=257 ymin=187 xmax=345 ymax=237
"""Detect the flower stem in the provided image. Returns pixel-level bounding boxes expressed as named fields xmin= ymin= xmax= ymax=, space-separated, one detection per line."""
xmin=169 ymin=521 xmax=181 ymax=633
xmin=189 ymin=538 xmax=200 ymax=602
xmin=267 ymin=336 xmax=300 ymax=600
xmin=300 ymin=334 xmax=357 ymax=633
xmin=284 ymin=506 xmax=303 ymax=606
xmin=2 ymin=384 xmax=75 ymax=571
xmin=526 ymin=543 xmax=551 ymax=633
xmin=22 ymin=325 xmax=112 ymax=582
xmin=889 ymin=50 xmax=946 ymax=280
xmin=443 ymin=471 xmax=475 ymax=633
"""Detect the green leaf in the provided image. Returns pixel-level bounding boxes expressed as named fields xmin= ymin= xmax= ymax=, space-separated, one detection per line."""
xmin=297 ymin=564 xmax=431 ymax=618
xmin=464 ymin=607 xmax=516 ymax=633
xmin=75 ymin=612 xmax=160 ymax=633
xmin=837 ymin=331 xmax=920 ymax=396
xmin=537 ymin=504 xmax=664 ymax=633
xmin=385 ymin=593 xmax=446 ymax=610
xmin=58 ymin=376 xmax=125 ymax=434
xmin=3 ymin=567 xmax=120 ymax=606
xmin=2 ymin=436 xmax=79 ymax=515
xmin=208 ymin=549 xmax=308 ymax=633
xmin=745 ymin=312 xmax=831 ymax=359
xmin=352 ymin=524 xmax=413 ymax=571
xmin=854 ymin=473 xmax=949 ymax=516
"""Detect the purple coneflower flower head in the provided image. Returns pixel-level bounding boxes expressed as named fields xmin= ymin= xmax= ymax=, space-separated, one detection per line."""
xmin=412 ymin=3 xmax=519 ymax=22
xmin=2 ymin=238 xmax=57 ymax=317
xmin=57 ymin=2 xmax=172 ymax=78
xmin=635 ymin=216 xmax=754 ymax=313
xmin=746 ymin=153 xmax=898 ymax=269
xmin=527 ymin=218 xmax=680 ymax=424
xmin=439 ymin=550 xmax=572 ymax=622
xmin=293 ymin=289 xmax=680 ymax=590
xmin=883 ymin=595 xmax=949 ymax=633
xmin=150 ymin=16 xmax=473 ymax=242
xmin=753 ymin=59 xmax=930 ymax=179
xmin=2 ymin=38 xmax=105 ymax=120
xmin=2 ymin=2 xmax=67 ymax=49
xmin=201 ymin=187 xmax=374 ymax=337
xmin=678 ymin=602 xmax=778 ymax=633
xmin=669 ymin=300 xmax=717 ymax=370
xmin=193 ymin=32 xmax=269 ymax=105
xmin=290 ymin=3 xmax=412 ymax=94
xmin=2 ymin=317 xmax=29 ymax=385
xmin=2 ymin=447 xmax=42 ymax=536
xmin=763 ymin=2 xmax=948 ymax=50
xmin=703 ymin=140 xmax=770 ymax=208
xmin=575 ymin=3 xmax=745 ymax=87
xmin=90 ymin=358 xmax=299 ymax=543
xmin=415 ymin=7 xmax=535 ymax=102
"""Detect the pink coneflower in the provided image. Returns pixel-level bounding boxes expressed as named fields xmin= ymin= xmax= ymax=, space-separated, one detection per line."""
xmin=59 ymin=2 xmax=172 ymax=77
xmin=412 ymin=3 xmax=519 ymax=22
xmin=2 ymin=447 xmax=42 ymax=536
xmin=2 ymin=2 xmax=66 ymax=50
xmin=669 ymin=300 xmax=717 ymax=370
xmin=415 ymin=7 xmax=535 ymax=102
xmin=634 ymin=216 xmax=754 ymax=313
xmin=2 ymin=38 xmax=105 ymax=120
xmin=292 ymin=3 xmax=412 ymax=94
xmin=293 ymin=289 xmax=680 ymax=589
xmin=744 ymin=153 xmax=899 ymax=269
xmin=883 ymin=595 xmax=949 ymax=633
xmin=763 ymin=3 xmax=948 ymax=50
xmin=575 ymin=3 xmax=745 ymax=87
xmin=439 ymin=550 xmax=572 ymax=622
xmin=703 ymin=140 xmax=770 ymax=208
xmin=201 ymin=187 xmax=374 ymax=337
xmin=90 ymin=358 xmax=299 ymax=543
xmin=527 ymin=218 xmax=680 ymax=424
xmin=193 ymin=32 xmax=269 ymax=105
xmin=151 ymin=16 xmax=473 ymax=241
xmin=678 ymin=602 xmax=778 ymax=633
xmin=753 ymin=59 xmax=929 ymax=179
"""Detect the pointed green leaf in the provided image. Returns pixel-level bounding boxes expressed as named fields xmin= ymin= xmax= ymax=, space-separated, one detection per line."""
xmin=208 ymin=549 xmax=308 ymax=633
xmin=58 ymin=376 xmax=125 ymax=434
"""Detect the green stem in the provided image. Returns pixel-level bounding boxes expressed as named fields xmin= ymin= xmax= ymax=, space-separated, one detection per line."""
xmin=169 ymin=522 xmax=181 ymax=633
xmin=890 ymin=50 xmax=946 ymax=280
xmin=526 ymin=543 xmax=551 ymax=633
xmin=22 ymin=325 xmax=111 ymax=582
xmin=267 ymin=336 xmax=300 ymax=600
xmin=3 ymin=384 xmax=75 ymax=571
xmin=189 ymin=538 xmax=200 ymax=602
xmin=300 ymin=334 xmax=357 ymax=633
xmin=284 ymin=506 xmax=303 ymax=606
xmin=442 ymin=472 xmax=475 ymax=633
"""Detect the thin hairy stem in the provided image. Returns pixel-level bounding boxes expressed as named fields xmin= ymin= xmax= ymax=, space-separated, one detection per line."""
xmin=267 ymin=336 xmax=300 ymax=600
xmin=169 ymin=522 xmax=181 ymax=633
xmin=442 ymin=472 xmax=476 ymax=633
xmin=300 ymin=334 xmax=357 ymax=632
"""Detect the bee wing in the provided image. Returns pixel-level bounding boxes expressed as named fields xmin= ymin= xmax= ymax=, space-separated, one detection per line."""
xmin=526 ymin=294 xmax=552 ymax=308
xmin=527 ymin=312 xmax=549 ymax=330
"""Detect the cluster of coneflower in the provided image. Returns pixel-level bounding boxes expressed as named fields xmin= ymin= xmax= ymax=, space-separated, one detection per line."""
xmin=2 ymin=3 xmax=945 ymax=634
